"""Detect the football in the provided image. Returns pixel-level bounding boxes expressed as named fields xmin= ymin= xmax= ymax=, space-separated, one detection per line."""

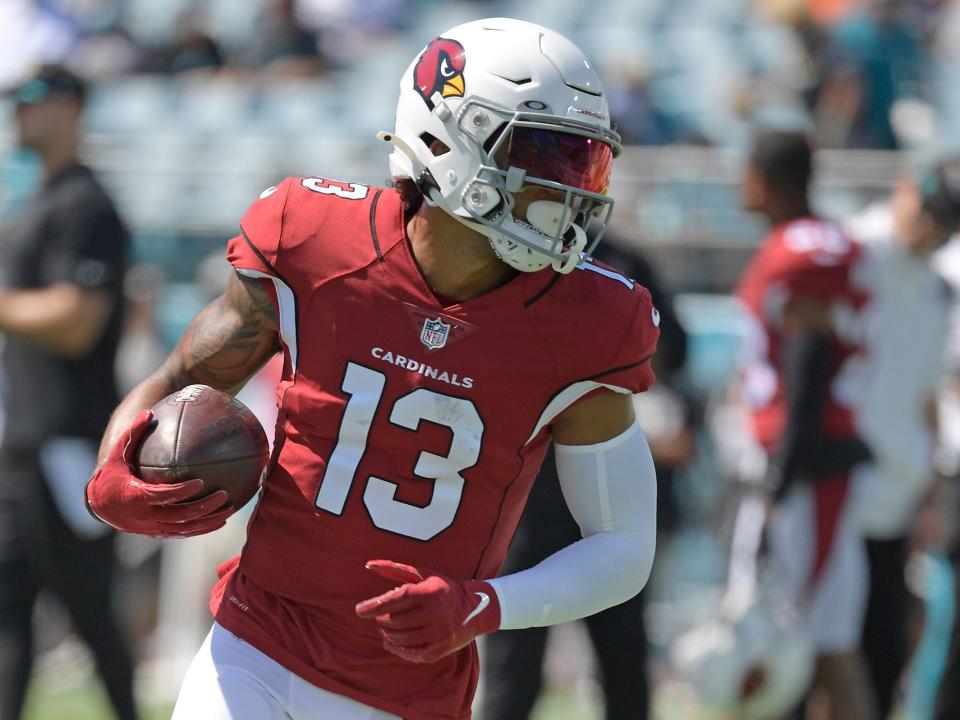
xmin=135 ymin=384 xmax=270 ymax=510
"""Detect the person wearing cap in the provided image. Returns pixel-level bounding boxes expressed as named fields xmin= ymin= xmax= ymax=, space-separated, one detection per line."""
xmin=843 ymin=157 xmax=960 ymax=717
xmin=0 ymin=65 xmax=137 ymax=719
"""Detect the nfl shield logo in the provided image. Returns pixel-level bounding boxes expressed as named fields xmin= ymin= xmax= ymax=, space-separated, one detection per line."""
xmin=420 ymin=317 xmax=450 ymax=350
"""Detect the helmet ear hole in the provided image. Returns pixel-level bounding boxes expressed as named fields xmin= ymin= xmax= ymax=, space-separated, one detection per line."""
xmin=419 ymin=133 xmax=451 ymax=156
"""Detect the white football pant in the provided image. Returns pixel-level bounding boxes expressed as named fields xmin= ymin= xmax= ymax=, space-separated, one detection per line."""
xmin=172 ymin=622 xmax=401 ymax=720
xmin=767 ymin=465 xmax=871 ymax=653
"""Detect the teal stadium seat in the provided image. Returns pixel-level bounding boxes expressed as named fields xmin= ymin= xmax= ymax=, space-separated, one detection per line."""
xmin=85 ymin=78 xmax=177 ymax=134
xmin=175 ymin=78 xmax=256 ymax=136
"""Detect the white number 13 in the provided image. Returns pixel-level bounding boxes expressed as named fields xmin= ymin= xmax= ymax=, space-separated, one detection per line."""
xmin=301 ymin=177 xmax=368 ymax=200
xmin=315 ymin=362 xmax=484 ymax=540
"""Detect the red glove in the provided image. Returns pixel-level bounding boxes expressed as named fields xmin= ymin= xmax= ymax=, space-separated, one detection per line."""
xmin=355 ymin=559 xmax=501 ymax=664
xmin=84 ymin=410 xmax=233 ymax=538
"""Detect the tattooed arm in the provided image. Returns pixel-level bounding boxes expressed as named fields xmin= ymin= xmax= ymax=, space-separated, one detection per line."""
xmin=96 ymin=271 xmax=281 ymax=464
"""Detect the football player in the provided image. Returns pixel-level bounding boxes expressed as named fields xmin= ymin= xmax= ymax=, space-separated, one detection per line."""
xmin=736 ymin=130 xmax=876 ymax=719
xmin=84 ymin=18 xmax=660 ymax=720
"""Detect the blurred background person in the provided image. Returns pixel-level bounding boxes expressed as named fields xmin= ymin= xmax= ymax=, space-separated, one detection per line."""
xmin=480 ymin=238 xmax=694 ymax=720
xmin=813 ymin=0 xmax=927 ymax=149
xmin=735 ymin=129 xmax=875 ymax=720
xmin=926 ymin=170 xmax=960 ymax=720
xmin=0 ymin=65 xmax=136 ymax=720
xmin=247 ymin=0 xmax=329 ymax=78
xmin=931 ymin=402 xmax=960 ymax=719
xmin=139 ymin=9 xmax=225 ymax=77
xmin=844 ymin=156 xmax=960 ymax=718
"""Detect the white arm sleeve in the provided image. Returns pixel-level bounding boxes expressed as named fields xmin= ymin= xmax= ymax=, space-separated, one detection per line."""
xmin=488 ymin=420 xmax=657 ymax=629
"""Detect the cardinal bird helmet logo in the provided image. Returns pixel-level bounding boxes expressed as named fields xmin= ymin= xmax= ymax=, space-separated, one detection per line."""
xmin=414 ymin=37 xmax=466 ymax=110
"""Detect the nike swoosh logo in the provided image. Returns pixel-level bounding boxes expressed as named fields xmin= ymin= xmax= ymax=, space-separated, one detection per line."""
xmin=463 ymin=592 xmax=490 ymax=626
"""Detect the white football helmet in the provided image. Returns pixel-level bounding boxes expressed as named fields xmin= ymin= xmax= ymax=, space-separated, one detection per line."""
xmin=668 ymin=495 xmax=814 ymax=720
xmin=380 ymin=18 xmax=622 ymax=274
xmin=669 ymin=583 xmax=815 ymax=720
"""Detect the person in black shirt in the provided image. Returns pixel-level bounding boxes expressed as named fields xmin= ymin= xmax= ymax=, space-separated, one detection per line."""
xmin=0 ymin=65 xmax=137 ymax=720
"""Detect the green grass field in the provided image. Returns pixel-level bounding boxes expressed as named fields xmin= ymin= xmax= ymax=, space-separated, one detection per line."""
xmin=21 ymin=677 xmax=602 ymax=720
xmin=23 ymin=681 xmax=174 ymax=720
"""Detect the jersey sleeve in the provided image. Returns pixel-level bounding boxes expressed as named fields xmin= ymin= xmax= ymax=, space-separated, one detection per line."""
xmin=525 ymin=279 xmax=660 ymax=447
xmin=770 ymin=252 xmax=854 ymax=302
xmin=225 ymin=177 xmax=297 ymax=275
xmin=592 ymin=283 xmax=660 ymax=393
xmin=41 ymin=192 xmax=126 ymax=292
xmin=762 ymin=222 xmax=861 ymax=321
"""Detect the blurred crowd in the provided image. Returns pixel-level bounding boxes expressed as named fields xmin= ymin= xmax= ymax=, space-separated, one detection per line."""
xmin=0 ymin=0 xmax=408 ymax=83
xmin=3 ymin=0 xmax=960 ymax=150
xmin=3 ymin=1 xmax=960 ymax=720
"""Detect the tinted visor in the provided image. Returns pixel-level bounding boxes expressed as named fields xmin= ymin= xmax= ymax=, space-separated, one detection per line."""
xmin=500 ymin=127 xmax=613 ymax=195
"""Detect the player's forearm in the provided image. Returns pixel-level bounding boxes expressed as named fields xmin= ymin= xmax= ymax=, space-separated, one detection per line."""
xmin=96 ymin=274 xmax=281 ymax=464
xmin=489 ymin=528 xmax=654 ymax=629
xmin=97 ymin=373 xmax=180 ymax=464
xmin=0 ymin=284 xmax=111 ymax=357
xmin=491 ymin=421 xmax=657 ymax=629
xmin=768 ymin=330 xmax=833 ymax=496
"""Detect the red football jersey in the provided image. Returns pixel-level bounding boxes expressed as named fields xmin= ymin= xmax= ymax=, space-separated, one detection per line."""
xmin=210 ymin=176 xmax=659 ymax=719
xmin=736 ymin=217 xmax=869 ymax=450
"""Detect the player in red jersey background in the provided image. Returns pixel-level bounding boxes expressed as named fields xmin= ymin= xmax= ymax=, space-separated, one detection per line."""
xmin=82 ymin=18 xmax=660 ymax=720
xmin=736 ymin=130 xmax=875 ymax=719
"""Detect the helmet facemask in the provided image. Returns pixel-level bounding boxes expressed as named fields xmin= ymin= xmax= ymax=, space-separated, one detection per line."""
xmin=445 ymin=100 xmax=616 ymax=273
